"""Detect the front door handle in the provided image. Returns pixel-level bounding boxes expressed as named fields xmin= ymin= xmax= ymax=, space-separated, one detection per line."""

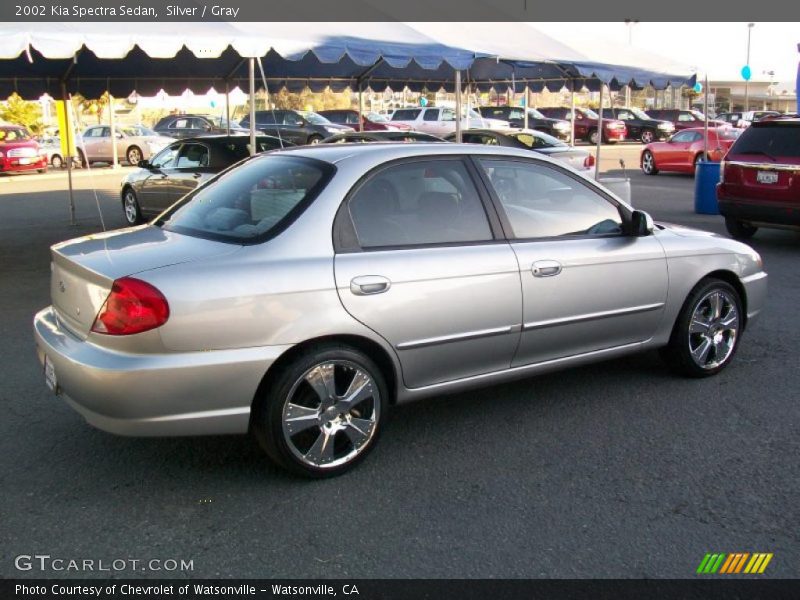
xmin=350 ymin=275 xmax=391 ymax=296
xmin=532 ymin=260 xmax=562 ymax=278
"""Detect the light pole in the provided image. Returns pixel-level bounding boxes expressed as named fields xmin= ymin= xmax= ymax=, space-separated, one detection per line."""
xmin=745 ymin=23 xmax=754 ymax=111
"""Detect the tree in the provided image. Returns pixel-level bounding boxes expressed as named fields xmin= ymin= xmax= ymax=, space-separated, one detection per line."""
xmin=0 ymin=93 xmax=43 ymax=133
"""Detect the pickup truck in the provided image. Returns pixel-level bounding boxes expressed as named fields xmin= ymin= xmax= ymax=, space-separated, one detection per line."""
xmin=389 ymin=107 xmax=508 ymax=136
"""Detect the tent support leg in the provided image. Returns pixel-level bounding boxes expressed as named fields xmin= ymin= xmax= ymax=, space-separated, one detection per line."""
xmin=455 ymin=70 xmax=462 ymax=143
xmin=524 ymin=85 xmax=529 ymax=129
xmin=109 ymin=93 xmax=118 ymax=169
xmin=570 ymin=84 xmax=576 ymax=147
xmin=225 ymin=80 xmax=231 ymax=136
xmin=595 ymin=82 xmax=603 ymax=180
xmin=61 ymin=81 xmax=76 ymax=226
xmin=358 ymin=83 xmax=364 ymax=132
xmin=249 ymin=57 xmax=256 ymax=156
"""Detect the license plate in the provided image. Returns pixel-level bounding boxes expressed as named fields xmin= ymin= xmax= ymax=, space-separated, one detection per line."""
xmin=756 ymin=171 xmax=778 ymax=184
xmin=18 ymin=157 xmax=32 ymax=165
xmin=44 ymin=355 xmax=58 ymax=393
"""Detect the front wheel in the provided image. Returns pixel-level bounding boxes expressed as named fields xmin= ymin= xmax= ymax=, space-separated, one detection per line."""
xmin=122 ymin=188 xmax=143 ymax=225
xmin=660 ymin=278 xmax=743 ymax=378
xmin=252 ymin=344 xmax=388 ymax=477
xmin=640 ymin=129 xmax=655 ymax=144
xmin=725 ymin=217 xmax=758 ymax=240
xmin=641 ymin=150 xmax=659 ymax=175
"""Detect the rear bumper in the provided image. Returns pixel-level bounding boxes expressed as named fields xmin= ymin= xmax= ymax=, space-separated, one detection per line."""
xmin=718 ymin=193 xmax=800 ymax=229
xmin=33 ymin=306 xmax=292 ymax=436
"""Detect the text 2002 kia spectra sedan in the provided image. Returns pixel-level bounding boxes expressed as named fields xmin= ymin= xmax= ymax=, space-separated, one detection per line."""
xmin=34 ymin=143 xmax=768 ymax=477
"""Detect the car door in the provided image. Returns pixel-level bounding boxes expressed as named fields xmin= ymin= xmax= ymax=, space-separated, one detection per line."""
xmin=616 ymin=109 xmax=639 ymax=139
xmin=282 ymin=111 xmax=309 ymax=144
xmin=167 ymin=117 xmax=192 ymax=139
xmin=416 ymin=108 xmax=442 ymax=135
xmin=660 ymin=130 xmax=696 ymax=168
xmin=136 ymin=143 xmax=181 ymax=214
xmin=81 ymin=126 xmax=108 ymax=161
xmin=475 ymin=157 xmax=668 ymax=366
xmin=333 ymin=157 xmax=522 ymax=388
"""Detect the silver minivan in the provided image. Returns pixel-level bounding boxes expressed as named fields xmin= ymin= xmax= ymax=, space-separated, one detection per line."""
xmin=34 ymin=143 xmax=767 ymax=477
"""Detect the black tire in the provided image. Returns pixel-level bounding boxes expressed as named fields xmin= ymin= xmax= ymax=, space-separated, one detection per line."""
xmin=51 ymin=154 xmax=63 ymax=169
xmin=37 ymin=168 xmax=47 ymax=174
xmin=588 ymin=129 xmax=600 ymax=145
xmin=252 ymin=344 xmax=389 ymax=478
xmin=725 ymin=217 xmax=758 ymax=240
xmin=306 ymin=135 xmax=324 ymax=145
xmin=641 ymin=150 xmax=659 ymax=175
xmin=122 ymin=187 xmax=144 ymax=225
xmin=126 ymin=146 xmax=143 ymax=166
xmin=660 ymin=278 xmax=744 ymax=378
xmin=76 ymin=149 xmax=87 ymax=168
xmin=640 ymin=129 xmax=655 ymax=144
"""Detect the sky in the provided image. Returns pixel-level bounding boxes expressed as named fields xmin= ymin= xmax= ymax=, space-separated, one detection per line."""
xmin=547 ymin=22 xmax=799 ymax=84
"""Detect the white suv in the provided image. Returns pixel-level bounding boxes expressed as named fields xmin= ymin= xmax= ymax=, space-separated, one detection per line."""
xmin=390 ymin=106 xmax=508 ymax=135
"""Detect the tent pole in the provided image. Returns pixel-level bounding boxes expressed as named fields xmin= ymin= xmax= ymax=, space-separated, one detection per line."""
xmin=225 ymin=80 xmax=231 ymax=136
xmin=60 ymin=81 xmax=76 ymax=225
xmin=524 ymin=84 xmax=529 ymax=129
xmin=570 ymin=83 xmax=576 ymax=147
xmin=703 ymin=72 xmax=709 ymax=162
xmin=595 ymin=82 xmax=603 ymax=180
xmin=358 ymin=83 xmax=364 ymax=132
xmin=455 ymin=70 xmax=462 ymax=143
xmin=109 ymin=93 xmax=118 ymax=169
xmin=249 ymin=58 xmax=256 ymax=156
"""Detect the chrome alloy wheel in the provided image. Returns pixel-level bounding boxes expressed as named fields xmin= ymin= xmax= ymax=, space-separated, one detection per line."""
xmin=281 ymin=361 xmax=380 ymax=469
xmin=123 ymin=191 xmax=139 ymax=224
xmin=687 ymin=289 xmax=740 ymax=370
xmin=642 ymin=151 xmax=655 ymax=174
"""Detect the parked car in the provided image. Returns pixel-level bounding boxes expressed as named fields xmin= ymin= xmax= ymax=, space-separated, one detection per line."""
xmin=318 ymin=110 xmax=411 ymax=131
xmin=120 ymin=134 xmax=291 ymax=225
xmin=38 ymin=135 xmax=69 ymax=169
xmin=0 ymin=125 xmax=47 ymax=174
xmin=445 ymin=128 xmax=595 ymax=172
xmin=389 ymin=106 xmax=508 ymax=136
xmin=239 ymin=110 xmax=353 ymax=145
xmin=153 ymin=114 xmax=249 ymax=139
xmin=734 ymin=110 xmax=782 ymax=129
xmin=641 ymin=127 xmax=742 ymax=176
xmin=717 ymin=116 xmax=800 ymax=239
xmin=537 ymin=107 xmax=627 ymax=144
xmin=600 ymin=107 xmax=675 ymax=143
xmin=78 ymin=125 xmax=172 ymax=166
xmin=34 ymin=143 xmax=767 ymax=477
xmin=321 ymin=131 xmax=446 ymax=143
xmin=716 ymin=112 xmax=744 ymax=128
xmin=646 ymin=109 xmax=728 ymax=131
xmin=476 ymin=106 xmax=572 ymax=140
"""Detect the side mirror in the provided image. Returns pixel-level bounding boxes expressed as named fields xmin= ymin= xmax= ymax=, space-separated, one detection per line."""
xmin=138 ymin=159 xmax=152 ymax=169
xmin=629 ymin=210 xmax=654 ymax=236
xmin=115 ymin=132 xmax=124 ymax=139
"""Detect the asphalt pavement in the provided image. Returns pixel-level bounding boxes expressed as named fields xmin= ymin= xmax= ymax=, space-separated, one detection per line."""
xmin=1 ymin=145 xmax=798 ymax=579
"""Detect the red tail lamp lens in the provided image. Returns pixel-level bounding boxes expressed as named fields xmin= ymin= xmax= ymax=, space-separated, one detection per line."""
xmin=91 ymin=277 xmax=169 ymax=335
xmin=584 ymin=154 xmax=596 ymax=168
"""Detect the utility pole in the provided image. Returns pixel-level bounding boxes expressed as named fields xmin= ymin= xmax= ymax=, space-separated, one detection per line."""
xmin=745 ymin=23 xmax=754 ymax=112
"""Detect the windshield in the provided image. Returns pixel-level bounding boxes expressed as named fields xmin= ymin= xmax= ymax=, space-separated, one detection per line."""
xmin=158 ymin=155 xmax=334 ymax=243
xmin=0 ymin=127 xmax=32 ymax=142
xmin=512 ymin=131 xmax=567 ymax=149
xmin=122 ymin=125 xmax=157 ymax=137
xmin=582 ymin=108 xmax=599 ymax=119
xmin=630 ymin=108 xmax=651 ymax=120
xmin=366 ymin=112 xmax=390 ymax=123
xmin=300 ymin=111 xmax=332 ymax=125
xmin=690 ymin=110 xmax=707 ymax=120
xmin=528 ymin=108 xmax=546 ymax=119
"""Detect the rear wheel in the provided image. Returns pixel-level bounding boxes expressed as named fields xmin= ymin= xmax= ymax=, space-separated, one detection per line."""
xmin=126 ymin=146 xmax=143 ymax=166
xmin=307 ymin=135 xmax=323 ymax=145
xmin=252 ymin=344 xmax=388 ymax=477
xmin=640 ymin=129 xmax=655 ymax=144
xmin=660 ymin=278 xmax=743 ymax=378
xmin=51 ymin=154 xmax=63 ymax=169
xmin=641 ymin=150 xmax=659 ymax=175
xmin=588 ymin=129 xmax=600 ymax=145
xmin=724 ymin=217 xmax=758 ymax=240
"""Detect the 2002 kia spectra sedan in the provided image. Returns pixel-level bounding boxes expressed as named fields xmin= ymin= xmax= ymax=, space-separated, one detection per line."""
xmin=34 ymin=143 xmax=768 ymax=477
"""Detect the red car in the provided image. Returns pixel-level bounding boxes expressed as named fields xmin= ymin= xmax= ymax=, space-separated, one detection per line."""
xmin=537 ymin=107 xmax=627 ymax=144
xmin=646 ymin=109 xmax=728 ymax=131
xmin=641 ymin=127 xmax=742 ymax=175
xmin=318 ymin=109 xmax=411 ymax=131
xmin=717 ymin=116 xmax=800 ymax=239
xmin=0 ymin=125 xmax=47 ymax=174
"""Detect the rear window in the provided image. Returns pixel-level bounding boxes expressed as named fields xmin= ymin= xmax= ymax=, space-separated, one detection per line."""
xmin=158 ymin=155 xmax=334 ymax=243
xmin=729 ymin=123 xmax=800 ymax=158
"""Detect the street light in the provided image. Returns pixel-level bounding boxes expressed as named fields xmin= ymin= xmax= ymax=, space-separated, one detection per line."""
xmin=745 ymin=23 xmax=754 ymax=111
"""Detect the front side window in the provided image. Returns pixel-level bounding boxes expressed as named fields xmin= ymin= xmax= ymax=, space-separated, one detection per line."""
xmin=347 ymin=160 xmax=492 ymax=248
xmin=175 ymin=143 xmax=209 ymax=168
xmin=159 ymin=155 xmax=332 ymax=243
xmin=479 ymin=159 xmax=623 ymax=239
xmin=150 ymin=145 xmax=180 ymax=169
xmin=678 ymin=113 xmax=695 ymax=122
xmin=170 ymin=119 xmax=189 ymax=129
xmin=670 ymin=131 xmax=695 ymax=143
xmin=423 ymin=109 xmax=440 ymax=122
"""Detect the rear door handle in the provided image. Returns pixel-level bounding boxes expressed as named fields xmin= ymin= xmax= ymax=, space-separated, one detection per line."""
xmin=350 ymin=275 xmax=391 ymax=296
xmin=532 ymin=260 xmax=562 ymax=277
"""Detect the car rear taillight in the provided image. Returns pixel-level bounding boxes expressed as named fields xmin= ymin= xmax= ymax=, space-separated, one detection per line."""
xmin=91 ymin=277 xmax=169 ymax=335
xmin=584 ymin=154 xmax=596 ymax=168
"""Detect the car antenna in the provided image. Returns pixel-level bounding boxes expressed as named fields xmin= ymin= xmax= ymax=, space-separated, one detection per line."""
xmin=256 ymin=56 xmax=284 ymax=149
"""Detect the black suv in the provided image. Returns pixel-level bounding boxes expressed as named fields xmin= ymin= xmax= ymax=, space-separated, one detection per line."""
xmin=239 ymin=110 xmax=353 ymax=145
xmin=599 ymin=107 xmax=675 ymax=143
xmin=476 ymin=106 xmax=571 ymax=140
xmin=153 ymin=114 xmax=248 ymax=139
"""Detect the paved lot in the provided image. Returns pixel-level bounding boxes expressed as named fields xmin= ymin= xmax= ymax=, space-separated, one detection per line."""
xmin=1 ymin=146 xmax=798 ymax=579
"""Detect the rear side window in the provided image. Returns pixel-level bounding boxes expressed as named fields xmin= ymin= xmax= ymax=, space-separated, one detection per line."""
xmin=392 ymin=109 xmax=421 ymax=121
xmin=423 ymin=109 xmax=440 ymax=122
xmin=730 ymin=124 xmax=800 ymax=158
xmin=347 ymin=160 xmax=493 ymax=248
xmin=159 ymin=156 xmax=333 ymax=243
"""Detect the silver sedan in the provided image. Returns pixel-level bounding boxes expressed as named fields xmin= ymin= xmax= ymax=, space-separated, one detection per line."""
xmin=34 ymin=143 xmax=768 ymax=477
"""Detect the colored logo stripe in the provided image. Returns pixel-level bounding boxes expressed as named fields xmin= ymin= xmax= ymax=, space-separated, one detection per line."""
xmin=697 ymin=553 xmax=773 ymax=574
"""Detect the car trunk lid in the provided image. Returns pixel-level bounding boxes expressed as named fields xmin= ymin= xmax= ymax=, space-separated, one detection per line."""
xmin=50 ymin=226 xmax=240 ymax=339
